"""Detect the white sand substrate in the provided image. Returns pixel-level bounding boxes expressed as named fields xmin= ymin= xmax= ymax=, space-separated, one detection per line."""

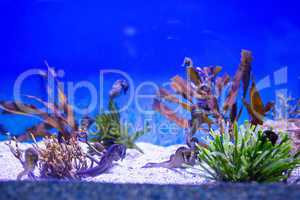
xmin=0 ymin=142 xmax=207 ymax=185
xmin=0 ymin=141 xmax=299 ymax=184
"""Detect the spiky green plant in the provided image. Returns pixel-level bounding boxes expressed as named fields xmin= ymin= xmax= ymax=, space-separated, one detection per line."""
xmin=91 ymin=100 xmax=149 ymax=153
xmin=197 ymin=122 xmax=300 ymax=183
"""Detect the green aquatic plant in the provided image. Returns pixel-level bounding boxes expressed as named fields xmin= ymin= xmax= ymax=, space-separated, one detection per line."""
xmin=197 ymin=122 xmax=300 ymax=183
xmin=86 ymin=79 xmax=148 ymax=153
xmin=91 ymin=99 xmax=149 ymax=153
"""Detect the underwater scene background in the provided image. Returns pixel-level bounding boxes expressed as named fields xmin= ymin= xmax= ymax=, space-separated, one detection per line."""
xmin=0 ymin=0 xmax=299 ymax=145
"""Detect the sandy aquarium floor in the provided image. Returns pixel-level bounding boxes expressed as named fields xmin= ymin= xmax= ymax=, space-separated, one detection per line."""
xmin=0 ymin=142 xmax=208 ymax=185
xmin=0 ymin=141 xmax=299 ymax=185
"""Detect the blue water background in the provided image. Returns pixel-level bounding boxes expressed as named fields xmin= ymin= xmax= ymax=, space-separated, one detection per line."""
xmin=0 ymin=0 xmax=299 ymax=145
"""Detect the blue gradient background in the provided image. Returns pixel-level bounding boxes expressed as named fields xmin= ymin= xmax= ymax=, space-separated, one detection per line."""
xmin=0 ymin=0 xmax=299 ymax=144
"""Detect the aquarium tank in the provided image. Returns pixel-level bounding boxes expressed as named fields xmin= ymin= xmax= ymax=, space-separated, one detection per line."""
xmin=0 ymin=0 xmax=299 ymax=199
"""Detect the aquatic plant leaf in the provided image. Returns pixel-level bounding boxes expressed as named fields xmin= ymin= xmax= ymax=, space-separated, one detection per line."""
xmin=187 ymin=66 xmax=201 ymax=86
xmin=191 ymin=110 xmax=214 ymax=130
xmin=243 ymin=99 xmax=262 ymax=125
xmin=214 ymin=66 xmax=223 ymax=76
xmin=243 ymin=81 xmax=274 ymax=125
xmin=24 ymin=95 xmax=71 ymax=128
xmin=264 ymin=102 xmax=275 ymax=113
xmin=196 ymin=98 xmax=210 ymax=111
xmin=0 ymin=101 xmax=38 ymax=116
xmin=216 ymin=73 xmax=230 ymax=95
xmin=0 ymin=65 xmax=91 ymax=142
xmin=197 ymin=122 xmax=300 ymax=183
xmin=170 ymin=75 xmax=194 ymax=102
xmin=0 ymin=70 xmax=80 ymax=141
xmin=108 ymin=100 xmax=121 ymax=123
xmin=65 ymin=104 xmax=75 ymax=129
xmin=17 ymin=123 xmax=52 ymax=142
xmin=92 ymin=79 xmax=148 ymax=152
xmin=230 ymin=102 xmax=238 ymax=124
xmin=42 ymin=65 xmax=64 ymax=108
xmin=241 ymin=51 xmax=252 ymax=98
xmin=42 ymin=64 xmax=76 ymax=130
xmin=207 ymin=96 xmax=220 ymax=114
xmin=158 ymin=88 xmax=193 ymax=111
xmin=203 ymin=66 xmax=222 ymax=77
xmin=223 ymin=50 xmax=252 ymax=111
xmin=249 ymin=81 xmax=264 ymax=114
xmin=114 ymin=122 xmax=148 ymax=153
xmin=0 ymin=99 xmax=75 ymax=141
xmin=24 ymin=95 xmax=58 ymax=114
xmin=55 ymin=83 xmax=75 ymax=130
xmin=153 ymin=99 xmax=189 ymax=128
xmin=0 ymin=101 xmax=64 ymax=130
xmin=95 ymin=113 xmax=121 ymax=143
